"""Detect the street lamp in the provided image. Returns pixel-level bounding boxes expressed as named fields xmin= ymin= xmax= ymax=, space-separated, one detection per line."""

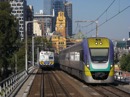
xmin=75 ymin=20 xmax=98 ymax=37
xmin=25 ymin=20 xmax=38 ymax=72
xmin=32 ymin=34 xmax=36 ymax=66
xmin=25 ymin=20 xmax=44 ymax=72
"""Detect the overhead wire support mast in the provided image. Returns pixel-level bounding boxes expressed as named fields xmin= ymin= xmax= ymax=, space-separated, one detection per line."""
xmin=75 ymin=20 xmax=98 ymax=37
xmin=25 ymin=20 xmax=44 ymax=73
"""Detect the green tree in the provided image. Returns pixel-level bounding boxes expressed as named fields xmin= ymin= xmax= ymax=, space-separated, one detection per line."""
xmin=119 ymin=54 xmax=130 ymax=71
xmin=16 ymin=43 xmax=25 ymax=71
xmin=126 ymin=63 xmax=130 ymax=72
xmin=0 ymin=2 xmax=19 ymax=79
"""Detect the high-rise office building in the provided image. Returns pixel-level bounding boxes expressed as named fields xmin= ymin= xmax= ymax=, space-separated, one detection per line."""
xmin=10 ymin=0 xmax=27 ymax=40
xmin=65 ymin=2 xmax=72 ymax=37
xmin=53 ymin=0 xmax=66 ymax=15
xmin=43 ymin=0 xmax=54 ymax=33
xmin=43 ymin=0 xmax=53 ymax=15
xmin=26 ymin=5 xmax=34 ymax=37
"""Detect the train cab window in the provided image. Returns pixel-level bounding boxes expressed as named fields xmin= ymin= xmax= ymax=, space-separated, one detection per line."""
xmin=90 ymin=48 xmax=108 ymax=63
xmin=40 ymin=55 xmax=45 ymax=60
xmin=49 ymin=56 xmax=53 ymax=59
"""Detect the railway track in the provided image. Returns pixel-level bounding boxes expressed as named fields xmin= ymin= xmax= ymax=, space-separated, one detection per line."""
xmin=90 ymin=84 xmax=130 ymax=97
xmin=27 ymin=69 xmax=83 ymax=97
xmin=27 ymin=68 xmax=130 ymax=97
xmin=43 ymin=70 xmax=72 ymax=97
xmin=27 ymin=69 xmax=42 ymax=97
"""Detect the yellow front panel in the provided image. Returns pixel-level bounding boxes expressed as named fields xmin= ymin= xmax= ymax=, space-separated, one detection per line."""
xmin=84 ymin=66 xmax=92 ymax=76
xmin=109 ymin=66 xmax=114 ymax=76
xmin=88 ymin=37 xmax=109 ymax=48
xmin=40 ymin=61 xmax=44 ymax=65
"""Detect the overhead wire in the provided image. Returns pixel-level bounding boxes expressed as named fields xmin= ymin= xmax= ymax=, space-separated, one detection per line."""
xmin=74 ymin=0 xmax=130 ymax=35
xmin=81 ymin=0 xmax=116 ymax=28
xmin=86 ymin=5 xmax=130 ymax=34
xmin=96 ymin=0 xmax=116 ymax=20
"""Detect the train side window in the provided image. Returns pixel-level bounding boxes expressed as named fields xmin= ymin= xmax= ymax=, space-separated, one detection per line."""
xmin=70 ymin=52 xmax=80 ymax=61
xmin=70 ymin=52 xmax=75 ymax=61
xmin=65 ymin=53 xmax=69 ymax=60
xmin=74 ymin=52 xmax=80 ymax=61
xmin=80 ymin=50 xmax=84 ymax=61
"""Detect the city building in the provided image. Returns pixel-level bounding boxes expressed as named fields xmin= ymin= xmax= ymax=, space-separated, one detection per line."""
xmin=116 ymin=41 xmax=127 ymax=49
xmin=55 ymin=11 xmax=66 ymax=37
xmin=53 ymin=0 xmax=66 ymax=31
xmin=65 ymin=2 xmax=72 ymax=37
xmin=43 ymin=0 xmax=53 ymax=15
xmin=52 ymin=11 xmax=66 ymax=53
xmin=34 ymin=10 xmax=45 ymax=36
xmin=33 ymin=19 xmax=43 ymax=36
xmin=26 ymin=5 xmax=34 ymax=37
xmin=43 ymin=0 xmax=53 ymax=34
xmin=51 ymin=34 xmax=66 ymax=53
xmin=10 ymin=0 xmax=27 ymax=40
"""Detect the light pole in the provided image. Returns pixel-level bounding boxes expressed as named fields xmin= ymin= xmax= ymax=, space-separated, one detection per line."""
xmin=25 ymin=20 xmax=45 ymax=72
xmin=25 ymin=20 xmax=38 ymax=72
xmin=32 ymin=34 xmax=36 ymax=66
xmin=75 ymin=20 xmax=98 ymax=37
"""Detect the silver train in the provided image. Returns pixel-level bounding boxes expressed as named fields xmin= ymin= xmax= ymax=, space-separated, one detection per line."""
xmin=59 ymin=37 xmax=114 ymax=83
xmin=39 ymin=50 xmax=54 ymax=68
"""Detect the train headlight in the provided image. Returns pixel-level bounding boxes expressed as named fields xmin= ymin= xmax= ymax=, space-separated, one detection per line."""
xmin=99 ymin=42 xmax=102 ymax=45
xmin=95 ymin=42 xmax=98 ymax=45
xmin=87 ymin=65 xmax=89 ymax=68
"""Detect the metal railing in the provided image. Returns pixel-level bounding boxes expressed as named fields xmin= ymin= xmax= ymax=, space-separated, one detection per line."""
xmin=0 ymin=66 xmax=34 ymax=97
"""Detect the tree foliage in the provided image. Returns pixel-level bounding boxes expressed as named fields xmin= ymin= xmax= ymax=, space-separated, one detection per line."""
xmin=119 ymin=54 xmax=130 ymax=71
xmin=0 ymin=2 xmax=19 ymax=79
xmin=35 ymin=37 xmax=52 ymax=51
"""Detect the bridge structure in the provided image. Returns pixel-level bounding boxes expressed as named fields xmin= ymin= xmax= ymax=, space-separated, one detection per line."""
xmin=0 ymin=10 xmax=57 ymax=97
xmin=34 ymin=9 xmax=55 ymax=18
xmin=0 ymin=66 xmax=35 ymax=97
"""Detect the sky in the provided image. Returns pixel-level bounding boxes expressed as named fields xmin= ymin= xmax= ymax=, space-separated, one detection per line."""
xmin=27 ymin=0 xmax=130 ymax=40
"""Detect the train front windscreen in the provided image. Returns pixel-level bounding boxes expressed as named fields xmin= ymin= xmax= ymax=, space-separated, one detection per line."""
xmin=90 ymin=48 xmax=108 ymax=63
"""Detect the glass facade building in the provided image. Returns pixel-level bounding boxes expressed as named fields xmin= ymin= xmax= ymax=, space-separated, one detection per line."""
xmin=43 ymin=0 xmax=53 ymax=15
xmin=43 ymin=0 xmax=54 ymax=33
xmin=65 ymin=2 xmax=72 ymax=37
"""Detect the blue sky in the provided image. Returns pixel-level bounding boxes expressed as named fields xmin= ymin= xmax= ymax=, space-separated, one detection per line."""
xmin=27 ymin=0 xmax=130 ymax=40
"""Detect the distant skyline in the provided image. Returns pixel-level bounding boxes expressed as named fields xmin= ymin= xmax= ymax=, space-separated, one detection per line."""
xmin=27 ymin=0 xmax=130 ymax=40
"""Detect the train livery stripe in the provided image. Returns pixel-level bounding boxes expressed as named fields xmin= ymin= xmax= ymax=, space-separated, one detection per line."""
xmin=84 ymin=65 xmax=92 ymax=76
xmin=109 ymin=66 xmax=114 ymax=76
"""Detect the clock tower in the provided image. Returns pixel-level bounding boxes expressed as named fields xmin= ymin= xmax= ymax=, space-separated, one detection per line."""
xmin=55 ymin=11 xmax=66 ymax=37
